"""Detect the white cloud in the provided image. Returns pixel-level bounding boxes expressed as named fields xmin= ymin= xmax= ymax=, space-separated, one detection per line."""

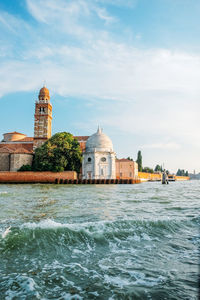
xmin=141 ymin=142 xmax=181 ymax=150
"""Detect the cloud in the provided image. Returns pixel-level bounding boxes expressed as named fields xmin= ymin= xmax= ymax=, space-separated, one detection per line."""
xmin=0 ymin=0 xmax=199 ymax=171
xmin=141 ymin=142 xmax=181 ymax=150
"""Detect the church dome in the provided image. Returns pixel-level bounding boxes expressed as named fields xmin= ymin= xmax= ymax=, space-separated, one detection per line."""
xmin=86 ymin=127 xmax=113 ymax=152
xmin=39 ymin=86 xmax=50 ymax=100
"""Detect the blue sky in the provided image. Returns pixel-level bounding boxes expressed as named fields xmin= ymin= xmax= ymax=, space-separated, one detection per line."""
xmin=0 ymin=0 xmax=200 ymax=173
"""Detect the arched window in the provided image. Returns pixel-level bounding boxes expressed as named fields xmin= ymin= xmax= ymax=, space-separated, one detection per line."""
xmin=101 ymin=157 xmax=106 ymax=162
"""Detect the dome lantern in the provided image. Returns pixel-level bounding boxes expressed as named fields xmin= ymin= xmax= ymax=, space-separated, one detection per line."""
xmin=38 ymin=86 xmax=50 ymax=101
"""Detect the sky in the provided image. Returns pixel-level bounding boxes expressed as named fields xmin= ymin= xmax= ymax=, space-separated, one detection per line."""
xmin=0 ymin=0 xmax=200 ymax=173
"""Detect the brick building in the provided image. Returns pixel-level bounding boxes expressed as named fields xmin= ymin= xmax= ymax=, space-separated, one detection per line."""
xmin=116 ymin=159 xmax=138 ymax=179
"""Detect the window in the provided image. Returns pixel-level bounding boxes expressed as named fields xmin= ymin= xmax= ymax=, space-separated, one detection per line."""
xmin=101 ymin=169 xmax=104 ymax=175
xmin=39 ymin=107 xmax=45 ymax=113
xmin=130 ymin=172 xmax=132 ymax=177
xmin=88 ymin=157 xmax=91 ymax=162
xmin=101 ymin=157 xmax=106 ymax=162
xmin=120 ymin=172 xmax=122 ymax=177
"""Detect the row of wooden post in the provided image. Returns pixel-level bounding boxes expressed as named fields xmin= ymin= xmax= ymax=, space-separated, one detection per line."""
xmin=55 ymin=178 xmax=141 ymax=184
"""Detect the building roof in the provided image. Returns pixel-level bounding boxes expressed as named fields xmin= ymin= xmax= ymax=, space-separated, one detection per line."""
xmin=74 ymin=136 xmax=90 ymax=141
xmin=0 ymin=147 xmax=12 ymax=153
xmin=12 ymin=147 xmax=33 ymax=154
xmin=3 ymin=131 xmax=25 ymax=135
xmin=0 ymin=143 xmax=33 ymax=153
xmin=85 ymin=127 xmax=113 ymax=152
xmin=39 ymin=86 xmax=50 ymax=99
xmin=116 ymin=159 xmax=134 ymax=162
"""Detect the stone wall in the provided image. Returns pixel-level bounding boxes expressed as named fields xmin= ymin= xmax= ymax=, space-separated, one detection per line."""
xmin=0 ymin=153 xmax=10 ymax=171
xmin=0 ymin=171 xmax=77 ymax=183
xmin=10 ymin=153 xmax=33 ymax=171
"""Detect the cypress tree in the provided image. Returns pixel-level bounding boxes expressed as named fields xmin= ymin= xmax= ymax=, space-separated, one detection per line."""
xmin=136 ymin=150 xmax=143 ymax=172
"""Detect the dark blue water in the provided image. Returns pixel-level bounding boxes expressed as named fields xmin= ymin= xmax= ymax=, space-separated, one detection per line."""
xmin=0 ymin=181 xmax=199 ymax=299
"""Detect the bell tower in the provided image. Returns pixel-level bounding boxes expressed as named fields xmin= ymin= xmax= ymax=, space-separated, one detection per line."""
xmin=33 ymin=86 xmax=52 ymax=150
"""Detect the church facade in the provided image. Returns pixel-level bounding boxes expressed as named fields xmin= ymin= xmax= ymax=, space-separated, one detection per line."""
xmin=82 ymin=127 xmax=116 ymax=179
xmin=0 ymin=86 xmax=138 ymax=179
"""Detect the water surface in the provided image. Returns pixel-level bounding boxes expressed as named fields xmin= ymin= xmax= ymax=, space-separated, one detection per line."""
xmin=0 ymin=181 xmax=199 ymax=299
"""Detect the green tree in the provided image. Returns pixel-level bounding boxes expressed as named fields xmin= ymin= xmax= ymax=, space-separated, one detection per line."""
xmin=176 ymin=169 xmax=188 ymax=176
xmin=136 ymin=150 xmax=142 ymax=172
xmin=154 ymin=164 xmax=163 ymax=172
xmin=143 ymin=167 xmax=154 ymax=173
xmin=18 ymin=164 xmax=32 ymax=171
xmin=127 ymin=157 xmax=133 ymax=161
xmin=33 ymin=132 xmax=82 ymax=173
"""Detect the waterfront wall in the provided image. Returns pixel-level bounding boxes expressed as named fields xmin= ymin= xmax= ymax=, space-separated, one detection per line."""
xmin=138 ymin=172 xmax=161 ymax=181
xmin=175 ymin=176 xmax=190 ymax=181
xmin=0 ymin=171 xmax=77 ymax=183
xmin=0 ymin=172 xmax=141 ymax=184
xmin=138 ymin=172 xmax=189 ymax=181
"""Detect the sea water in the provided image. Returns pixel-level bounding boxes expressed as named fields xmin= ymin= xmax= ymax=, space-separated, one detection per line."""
xmin=0 ymin=181 xmax=199 ymax=299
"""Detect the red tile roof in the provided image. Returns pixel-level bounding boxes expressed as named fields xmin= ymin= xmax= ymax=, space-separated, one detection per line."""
xmin=0 ymin=143 xmax=33 ymax=153
xmin=4 ymin=131 xmax=25 ymax=135
xmin=116 ymin=159 xmax=133 ymax=162
xmin=12 ymin=147 xmax=33 ymax=154
xmin=0 ymin=147 xmax=12 ymax=153
xmin=74 ymin=136 xmax=90 ymax=141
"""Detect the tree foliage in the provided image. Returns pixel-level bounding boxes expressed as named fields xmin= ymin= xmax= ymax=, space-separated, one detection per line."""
xmin=136 ymin=150 xmax=142 ymax=172
xmin=154 ymin=164 xmax=163 ymax=172
xmin=18 ymin=164 xmax=32 ymax=171
xmin=127 ymin=157 xmax=133 ymax=161
xmin=176 ymin=169 xmax=188 ymax=176
xmin=33 ymin=132 xmax=82 ymax=172
xmin=142 ymin=166 xmax=154 ymax=173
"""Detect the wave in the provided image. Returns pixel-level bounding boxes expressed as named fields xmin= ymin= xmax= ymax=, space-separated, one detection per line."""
xmin=0 ymin=217 xmax=198 ymax=255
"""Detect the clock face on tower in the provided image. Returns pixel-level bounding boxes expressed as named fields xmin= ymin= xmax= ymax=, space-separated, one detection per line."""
xmin=101 ymin=157 xmax=106 ymax=162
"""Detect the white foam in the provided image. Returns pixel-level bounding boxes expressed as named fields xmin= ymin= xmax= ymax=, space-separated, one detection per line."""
xmin=2 ymin=226 xmax=11 ymax=238
xmin=5 ymin=276 xmax=40 ymax=299
xmin=21 ymin=219 xmax=65 ymax=229
xmin=59 ymin=293 xmax=83 ymax=300
xmin=104 ymin=274 xmax=131 ymax=288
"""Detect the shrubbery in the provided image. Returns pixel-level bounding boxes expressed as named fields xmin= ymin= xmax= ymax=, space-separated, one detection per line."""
xmin=18 ymin=165 xmax=32 ymax=171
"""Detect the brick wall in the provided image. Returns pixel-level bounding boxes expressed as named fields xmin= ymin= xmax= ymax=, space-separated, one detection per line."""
xmin=116 ymin=160 xmax=138 ymax=179
xmin=0 ymin=171 xmax=77 ymax=183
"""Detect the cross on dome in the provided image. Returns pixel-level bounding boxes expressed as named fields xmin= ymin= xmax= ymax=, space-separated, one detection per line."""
xmin=97 ymin=126 xmax=102 ymax=134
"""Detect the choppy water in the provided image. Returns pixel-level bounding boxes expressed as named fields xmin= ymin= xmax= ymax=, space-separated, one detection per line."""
xmin=0 ymin=181 xmax=199 ymax=299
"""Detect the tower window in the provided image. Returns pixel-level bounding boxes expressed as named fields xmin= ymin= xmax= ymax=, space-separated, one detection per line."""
xmin=39 ymin=107 xmax=45 ymax=113
xmin=88 ymin=157 xmax=92 ymax=162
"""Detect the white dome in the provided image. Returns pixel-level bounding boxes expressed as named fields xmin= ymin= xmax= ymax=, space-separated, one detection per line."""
xmin=86 ymin=127 xmax=113 ymax=152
